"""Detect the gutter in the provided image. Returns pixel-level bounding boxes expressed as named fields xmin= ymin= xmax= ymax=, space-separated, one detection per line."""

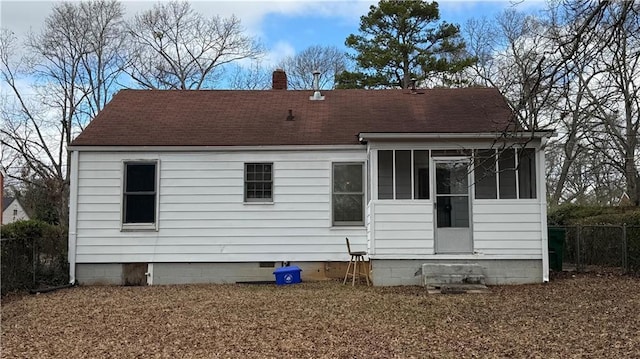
xmin=68 ymin=150 xmax=79 ymax=284
xmin=358 ymin=131 xmax=555 ymax=141
xmin=67 ymin=144 xmax=367 ymax=152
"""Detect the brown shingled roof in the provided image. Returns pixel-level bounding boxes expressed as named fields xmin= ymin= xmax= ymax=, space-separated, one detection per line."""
xmin=71 ymin=88 xmax=517 ymax=147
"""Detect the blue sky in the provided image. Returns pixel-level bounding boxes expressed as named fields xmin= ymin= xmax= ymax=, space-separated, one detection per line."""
xmin=259 ymin=1 xmax=545 ymax=57
xmin=1 ymin=0 xmax=547 ymax=66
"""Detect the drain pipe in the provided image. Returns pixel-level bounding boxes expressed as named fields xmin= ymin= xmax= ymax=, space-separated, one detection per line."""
xmin=30 ymin=283 xmax=76 ymax=295
xmin=68 ymin=150 xmax=79 ymax=284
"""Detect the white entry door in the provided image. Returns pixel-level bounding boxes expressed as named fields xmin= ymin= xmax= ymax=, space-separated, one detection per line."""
xmin=434 ymin=160 xmax=472 ymax=253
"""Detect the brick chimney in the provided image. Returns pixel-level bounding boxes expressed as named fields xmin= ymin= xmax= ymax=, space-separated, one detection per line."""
xmin=272 ymin=69 xmax=287 ymax=90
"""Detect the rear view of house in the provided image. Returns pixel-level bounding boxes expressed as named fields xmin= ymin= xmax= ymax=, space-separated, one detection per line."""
xmin=68 ymin=70 xmax=552 ymax=286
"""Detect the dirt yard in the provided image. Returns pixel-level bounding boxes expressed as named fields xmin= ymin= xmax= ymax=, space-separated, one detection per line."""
xmin=2 ymin=272 xmax=639 ymax=358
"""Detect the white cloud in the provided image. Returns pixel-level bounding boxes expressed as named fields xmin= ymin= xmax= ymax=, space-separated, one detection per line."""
xmin=188 ymin=1 xmax=374 ymax=42
xmin=1 ymin=1 xmax=371 ymax=52
xmin=263 ymin=40 xmax=296 ymax=66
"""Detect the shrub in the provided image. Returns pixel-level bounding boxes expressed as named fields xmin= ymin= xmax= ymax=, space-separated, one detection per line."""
xmin=1 ymin=220 xmax=68 ymax=294
xmin=548 ymin=205 xmax=639 ymax=226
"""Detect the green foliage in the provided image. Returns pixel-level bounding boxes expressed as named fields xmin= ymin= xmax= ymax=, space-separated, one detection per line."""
xmin=1 ymin=220 xmax=51 ymax=241
xmin=548 ymin=204 xmax=640 ymax=226
xmin=339 ymin=0 xmax=475 ymax=89
xmin=578 ymin=212 xmax=640 ymax=226
xmin=17 ymin=176 xmax=68 ymax=225
xmin=1 ymin=220 xmax=68 ymax=294
xmin=334 ymin=71 xmax=388 ymax=89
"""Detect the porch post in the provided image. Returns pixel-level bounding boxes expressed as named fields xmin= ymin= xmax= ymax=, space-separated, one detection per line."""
xmin=539 ymin=140 xmax=549 ymax=283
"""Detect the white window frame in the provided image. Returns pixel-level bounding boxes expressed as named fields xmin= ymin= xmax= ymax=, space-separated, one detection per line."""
xmin=244 ymin=162 xmax=274 ymax=203
xmin=332 ymin=162 xmax=365 ymax=226
xmin=121 ymin=160 xmax=160 ymax=231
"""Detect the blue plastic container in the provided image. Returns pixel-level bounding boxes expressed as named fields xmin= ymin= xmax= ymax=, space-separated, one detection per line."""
xmin=273 ymin=266 xmax=302 ymax=285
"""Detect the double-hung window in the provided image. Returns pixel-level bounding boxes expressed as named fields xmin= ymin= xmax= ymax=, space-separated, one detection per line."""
xmin=245 ymin=163 xmax=273 ymax=202
xmin=332 ymin=163 xmax=364 ymax=226
xmin=123 ymin=161 xmax=158 ymax=227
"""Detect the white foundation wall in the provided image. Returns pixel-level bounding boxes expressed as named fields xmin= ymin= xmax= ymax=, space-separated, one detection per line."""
xmin=74 ymin=150 xmax=368 ymax=264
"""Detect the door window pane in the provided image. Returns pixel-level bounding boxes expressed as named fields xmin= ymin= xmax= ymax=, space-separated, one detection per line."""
xmin=436 ymin=162 xmax=468 ymax=195
xmin=436 ymin=196 xmax=469 ymax=228
xmin=395 ymin=150 xmax=411 ymax=199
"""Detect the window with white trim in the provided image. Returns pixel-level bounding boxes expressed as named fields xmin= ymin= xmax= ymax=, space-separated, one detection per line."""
xmin=123 ymin=161 xmax=157 ymax=224
xmin=377 ymin=150 xmax=430 ymax=200
xmin=245 ymin=163 xmax=273 ymax=202
xmin=474 ymin=148 xmax=536 ymax=199
xmin=332 ymin=163 xmax=364 ymax=226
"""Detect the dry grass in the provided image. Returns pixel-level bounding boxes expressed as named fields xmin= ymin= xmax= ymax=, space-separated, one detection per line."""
xmin=2 ymin=272 xmax=639 ymax=358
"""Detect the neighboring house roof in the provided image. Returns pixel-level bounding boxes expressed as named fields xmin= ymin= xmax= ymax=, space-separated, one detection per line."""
xmin=71 ymin=88 xmax=519 ymax=147
xmin=2 ymin=196 xmax=13 ymax=212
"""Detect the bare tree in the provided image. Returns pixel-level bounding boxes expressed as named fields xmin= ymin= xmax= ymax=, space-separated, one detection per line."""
xmin=597 ymin=2 xmax=639 ymax=205
xmin=465 ymin=10 xmax=560 ymax=131
xmin=0 ymin=0 xmax=126 ymax=224
xmin=277 ymin=45 xmax=347 ymax=89
xmin=557 ymin=2 xmax=640 ymax=205
xmin=126 ymin=1 xmax=263 ymax=89
xmin=227 ymin=60 xmax=271 ymax=90
xmin=464 ymin=2 xmax=640 ymax=206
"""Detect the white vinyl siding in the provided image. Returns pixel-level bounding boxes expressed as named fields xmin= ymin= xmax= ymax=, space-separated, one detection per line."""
xmin=368 ymin=199 xmax=543 ymax=259
xmin=75 ymin=150 xmax=367 ymax=263
xmin=370 ymin=201 xmax=434 ymax=255
xmin=472 ymin=201 xmax=542 ymax=256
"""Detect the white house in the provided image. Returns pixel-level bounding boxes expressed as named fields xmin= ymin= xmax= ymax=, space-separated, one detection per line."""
xmin=68 ymin=70 xmax=552 ymax=286
xmin=2 ymin=196 xmax=30 ymax=225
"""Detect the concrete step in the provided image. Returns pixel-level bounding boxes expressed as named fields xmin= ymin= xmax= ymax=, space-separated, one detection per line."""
xmin=422 ymin=263 xmax=486 ymax=287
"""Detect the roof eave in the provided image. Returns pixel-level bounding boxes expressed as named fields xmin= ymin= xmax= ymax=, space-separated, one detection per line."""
xmin=358 ymin=131 xmax=555 ymax=142
xmin=67 ymin=144 xmax=366 ymax=152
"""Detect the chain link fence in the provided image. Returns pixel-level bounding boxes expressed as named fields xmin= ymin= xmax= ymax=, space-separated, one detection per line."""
xmin=550 ymin=225 xmax=640 ymax=274
xmin=1 ymin=229 xmax=69 ymax=295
